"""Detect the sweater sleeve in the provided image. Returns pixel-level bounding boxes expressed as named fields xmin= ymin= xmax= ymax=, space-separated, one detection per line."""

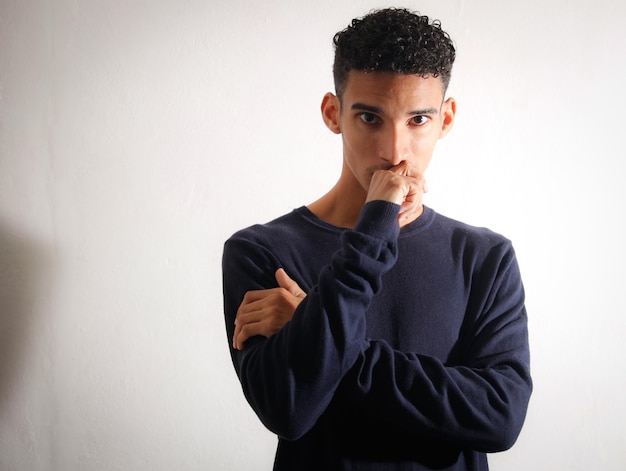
xmin=222 ymin=201 xmax=401 ymax=440
xmin=341 ymin=242 xmax=532 ymax=453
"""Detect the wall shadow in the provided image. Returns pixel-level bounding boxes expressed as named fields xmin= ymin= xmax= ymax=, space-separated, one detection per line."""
xmin=0 ymin=218 xmax=50 ymax=408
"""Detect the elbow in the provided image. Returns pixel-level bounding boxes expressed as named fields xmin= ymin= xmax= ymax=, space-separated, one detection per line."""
xmin=483 ymin=414 xmax=525 ymax=452
xmin=241 ymin=382 xmax=324 ymax=441
xmin=255 ymin=405 xmax=318 ymax=441
xmin=469 ymin=406 xmax=527 ymax=453
xmin=480 ymin=378 xmax=532 ymax=452
xmin=274 ymin=421 xmax=312 ymax=442
xmin=241 ymin=375 xmax=322 ymax=441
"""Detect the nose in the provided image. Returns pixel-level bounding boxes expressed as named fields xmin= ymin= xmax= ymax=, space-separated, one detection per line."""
xmin=380 ymin=125 xmax=409 ymax=166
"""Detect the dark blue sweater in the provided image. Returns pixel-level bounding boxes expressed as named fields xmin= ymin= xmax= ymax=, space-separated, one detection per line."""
xmin=222 ymin=201 xmax=532 ymax=470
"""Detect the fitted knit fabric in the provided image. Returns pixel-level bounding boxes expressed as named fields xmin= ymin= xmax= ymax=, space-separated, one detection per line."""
xmin=222 ymin=201 xmax=532 ymax=470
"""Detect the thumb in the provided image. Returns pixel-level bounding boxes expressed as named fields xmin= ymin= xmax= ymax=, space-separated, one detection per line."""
xmin=275 ymin=268 xmax=306 ymax=298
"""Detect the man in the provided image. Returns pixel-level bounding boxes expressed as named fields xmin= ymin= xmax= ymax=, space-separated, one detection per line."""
xmin=222 ymin=8 xmax=531 ymax=470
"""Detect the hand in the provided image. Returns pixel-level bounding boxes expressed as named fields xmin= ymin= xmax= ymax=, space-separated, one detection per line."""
xmin=233 ymin=269 xmax=307 ymax=350
xmin=366 ymin=161 xmax=428 ymax=224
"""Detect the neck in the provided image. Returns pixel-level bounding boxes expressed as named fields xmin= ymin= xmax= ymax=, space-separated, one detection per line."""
xmin=307 ymin=178 xmax=366 ymax=229
xmin=307 ymin=166 xmax=423 ymax=229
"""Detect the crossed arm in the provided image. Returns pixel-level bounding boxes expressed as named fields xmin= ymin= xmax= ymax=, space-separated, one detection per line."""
xmin=233 ymin=268 xmax=306 ymax=350
xmin=229 ymin=244 xmax=531 ymax=451
xmin=234 ymin=160 xmax=425 ymax=350
xmin=224 ymin=162 xmax=531 ymax=449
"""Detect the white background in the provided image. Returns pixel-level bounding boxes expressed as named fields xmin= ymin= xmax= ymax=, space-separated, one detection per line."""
xmin=1 ymin=0 xmax=625 ymax=469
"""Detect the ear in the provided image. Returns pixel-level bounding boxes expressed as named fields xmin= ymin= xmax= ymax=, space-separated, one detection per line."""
xmin=321 ymin=92 xmax=341 ymax=134
xmin=438 ymin=97 xmax=456 ymax=139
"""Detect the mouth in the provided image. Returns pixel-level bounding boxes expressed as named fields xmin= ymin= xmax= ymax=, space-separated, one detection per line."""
xmin=365 ymin=163 xmax=394 ymax=174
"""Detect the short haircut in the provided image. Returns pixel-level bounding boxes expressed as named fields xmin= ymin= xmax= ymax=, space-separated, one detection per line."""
xmin=332 ymin=8 xmax=456 ymax=98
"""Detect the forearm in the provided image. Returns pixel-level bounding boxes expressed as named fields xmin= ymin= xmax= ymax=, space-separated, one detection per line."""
xmin=340 ymin=244 xmax=532 ymax=451
xmin=346 ymin=337 xmax=531 ymax=451
xmin=223 ymin=201 xmax=401 ymax=439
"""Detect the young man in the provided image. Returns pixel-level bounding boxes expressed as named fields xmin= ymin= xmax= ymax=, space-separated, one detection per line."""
xmin=222 ymin=8 xmax=531 ymax=470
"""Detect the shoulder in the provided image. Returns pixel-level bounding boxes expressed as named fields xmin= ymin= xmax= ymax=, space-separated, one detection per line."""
xmin=426 ymin=209 xmax=518 ymax=273
xmin=223 ymin=207 xmax=325 ymax=271
xmin=222 ymin=210 xmax=304 ymax=292
xmin=225 ymin=209 xmax=303 ymax=248
xmin=431 ymin=209 xmax=512 ymax=249
xmin=427 ymin=211 xmax=524 ymax=303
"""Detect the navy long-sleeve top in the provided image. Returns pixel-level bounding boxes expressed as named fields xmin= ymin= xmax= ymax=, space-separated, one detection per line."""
xmin=222 ymin=201 xmax=532 ymax=470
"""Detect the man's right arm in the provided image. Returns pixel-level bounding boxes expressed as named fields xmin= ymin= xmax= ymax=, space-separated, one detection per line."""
xmin=222 ymin=201 xmax=401 ymax=440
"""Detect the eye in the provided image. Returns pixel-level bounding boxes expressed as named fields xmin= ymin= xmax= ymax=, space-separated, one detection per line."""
xmin=358 ymin=112 xmax=381 ymax=125
xmin=410 ymin=115 xmax=429 ymax=126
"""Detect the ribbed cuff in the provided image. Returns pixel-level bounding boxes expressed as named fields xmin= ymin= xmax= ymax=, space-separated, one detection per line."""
xmin=354 ymin=201 xmax=400 ymax=240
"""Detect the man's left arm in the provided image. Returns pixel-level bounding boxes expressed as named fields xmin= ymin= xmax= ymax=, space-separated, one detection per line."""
xmin=342 ymin=243 xmax=532 ymax=452
xmin=232 ymin=268 xmax=306 ymax=351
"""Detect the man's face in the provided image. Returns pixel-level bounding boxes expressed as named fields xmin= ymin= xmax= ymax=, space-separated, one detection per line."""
xmin=323 ymin=70 xmax=455 ymax=194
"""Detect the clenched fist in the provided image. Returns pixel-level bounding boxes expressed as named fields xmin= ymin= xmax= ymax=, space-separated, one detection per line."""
xmin=366 ymin=160 xmax=428 ymax=225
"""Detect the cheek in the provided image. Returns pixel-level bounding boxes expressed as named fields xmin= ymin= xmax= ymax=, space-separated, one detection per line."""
xmin=408 ymin=137 xmax=438 ymax=169
xmin=343 ymin=130 xmax=376 ymax=161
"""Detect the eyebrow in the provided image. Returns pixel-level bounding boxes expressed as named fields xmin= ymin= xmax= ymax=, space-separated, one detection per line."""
xmin=351 ymin=102 xmax=439 ymax=116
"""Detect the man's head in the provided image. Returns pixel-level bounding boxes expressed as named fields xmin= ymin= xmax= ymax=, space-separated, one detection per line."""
xmin=332 ymin=8 xmax=456 ymax=99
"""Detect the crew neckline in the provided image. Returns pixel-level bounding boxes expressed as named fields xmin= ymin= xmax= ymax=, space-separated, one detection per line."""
xmin=294 ymin=204 xmax=436 ymax=238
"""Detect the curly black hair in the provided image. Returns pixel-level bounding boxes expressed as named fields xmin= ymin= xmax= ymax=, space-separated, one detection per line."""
xmin=333 ymin=8 xmax=456 ymax=98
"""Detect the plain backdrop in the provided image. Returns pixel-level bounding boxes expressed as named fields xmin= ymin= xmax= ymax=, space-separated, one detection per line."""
xmin=1 ymin=0 xmax=625 ymax=470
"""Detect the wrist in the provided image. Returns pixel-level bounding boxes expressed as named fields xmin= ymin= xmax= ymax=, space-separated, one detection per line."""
xmin=354 ymin=201 xmax=401 ymax=240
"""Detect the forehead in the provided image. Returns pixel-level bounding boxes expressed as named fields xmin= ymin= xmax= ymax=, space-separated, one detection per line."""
xmin=342 ymin=71 xmax=445 ymax=106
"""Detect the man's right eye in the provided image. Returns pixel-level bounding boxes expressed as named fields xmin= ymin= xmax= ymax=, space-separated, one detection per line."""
xmin=358 ymin=112 xmax=380 ymax=124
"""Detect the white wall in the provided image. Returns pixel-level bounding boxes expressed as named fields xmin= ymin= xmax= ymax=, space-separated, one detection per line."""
xmin=1 ymin=0 xmax=625 ymax=469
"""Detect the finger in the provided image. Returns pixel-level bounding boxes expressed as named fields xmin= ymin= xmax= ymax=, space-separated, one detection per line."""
xmin=275 ymin=268 xmax=306 ymax=298
xmin=234 ymin=312 xmax=263 ymax=349
xmin=389 ymin=160 xmax=410 ymax=175
xmin=234 ymin=321 xmax=257 ymax=350
xmin=234 ymin=311 xmax=284 ymax=350
xmin=233 ymin=291 xmax=285 ymax=348
xmin=233 ymin=301 xmax=264 ymax=348
xmin=390 ymin=162 xmax=426 ymax=190
xmin=233 ymin=313 xmax=244 ymax=348
xmin=234 ymin=322 xmax=251 ymax=350
xmin=398 ymin=183 xmax=424 ymax=221
xmin=240 ymin=288 xmax=277 ymax=303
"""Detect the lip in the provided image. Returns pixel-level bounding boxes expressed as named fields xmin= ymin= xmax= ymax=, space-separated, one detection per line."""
xmin=365 ymin=163 xmax=394 ymax=173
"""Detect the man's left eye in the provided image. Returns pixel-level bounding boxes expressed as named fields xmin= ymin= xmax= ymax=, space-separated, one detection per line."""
xmin=411 ymin=116 xmax=429 ymax=126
